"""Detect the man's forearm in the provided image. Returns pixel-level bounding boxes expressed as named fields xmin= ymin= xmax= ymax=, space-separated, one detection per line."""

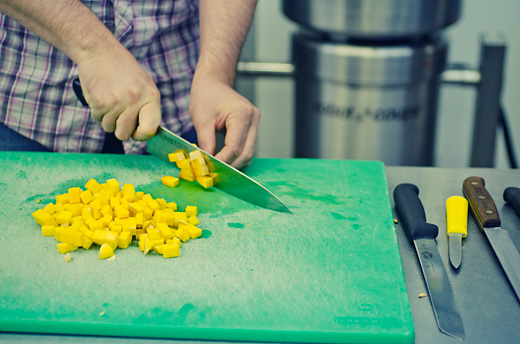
xmin=196 ymin=0 xmax=258 ymax=86
xmin=0 ymin=0 xmax=120 ymax=64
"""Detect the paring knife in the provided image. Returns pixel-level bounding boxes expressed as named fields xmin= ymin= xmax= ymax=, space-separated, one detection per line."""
xmin=504 ymin=187 xmax=520 ymax=217
xmin=72 ymin=79 xmax=292 ymax=213
xmin=394 ymin=183 xmax=465 ymax=340
xmin=463 ymin=177 xmax=520 ymax=302
xmin=446 ymin=196 xmax=468 ymax=269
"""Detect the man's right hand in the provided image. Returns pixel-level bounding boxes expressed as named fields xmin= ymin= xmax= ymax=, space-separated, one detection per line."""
xmin=77 ymin=46 xmax=162 ymax=141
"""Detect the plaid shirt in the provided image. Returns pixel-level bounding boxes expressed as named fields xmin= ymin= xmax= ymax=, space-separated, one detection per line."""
xmin=0 ymin=0 xmax=199 ymax=154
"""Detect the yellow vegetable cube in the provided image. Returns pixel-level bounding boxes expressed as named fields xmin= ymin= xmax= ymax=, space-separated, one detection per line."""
xmin=42 ymin=203 xmax=56 ymax=215
xmin=55 ymin=193 xmax=70 ymax=204
xmin=193 ymin=165 xmax=210 ymax=177
xmin=174 ymin=228 xmax=190 ymax=242
xmin=168 ymin=150 xmax=187 ymax=162
xmin=162 ymin=244 xmax=180 ymax=258
xmin=176 ymin=159 xmax=191 ymax=169
xmin=121 ymin=183 xmax=136 ymax=201
xmin=118 ymin=231 xmax=132 ymax=249
xmin=57 ymin=242 xmax=78 ymax=254
xmin=88 ymin=220 xmax=103 ymax=231
xmin=55 ymin=210 xmax=74 ymax=225
xmin=196 ymin=176 xmax=214 ymax=189
xmin=179 ymin=168 xmax=195 ymax=182
xmin=111 ymin=225 xmax=122 ymax=233
xmin=135 ymin=213 xmax=144 ymax=228
xmin=79 ymin=190 xmax=93 ymax=204
xmin=209 ymin=172 xmax=219 ymax=184
xmin=161 ymin=176 xmax=179 ymax=187
xmin=32 ymin=209 xmax=57 ymax=226
xmin=189 ymin=150 xmax=204 ymax=161
xmin=146 ymin=227 xmax=162 ymax=240
xmin=114 ymin=205 xmax=129 ymax=219
xmin=173 ymin=212 xmax=188 ymax=227
xmin=153 ymin=244 xmax=167 ymax=254
xmin=68 ymin=187 xmax=82 ymax=204
xmin=41 ymin=225 xmax=55 ymax=237
xmin=106 ymin=178 xmax=120 ymax=191
xmin=157 ymin=223 xmax=174 ymax=240
xmin=58 ymin=227 xmax=84 ymax=246
xmin=166 ymin=201 xmax=178 ymax=211
xmin=138 ymin=240 xmax=145 ymax=252
xmin=99 ymin=243 xmax=114 ymax=260
xmin=101 ymin=204 xmax=113 ymax=217
xmin=81 ymin=236 xmax=93 ymax=250
xmin=128 ymin=202 xmax=145 ymax=214
xmin=166 ymin=237 xmax=182 ymax=248
xmin=187 ymin=215 xmax=199 ymax=226
xmin=85 ymin=178 xmax=101 ymax=194
xmin=185 ymin=205 xmax=197 ymax=217
xmin=179 ymin=223 xmax=202 ymax=239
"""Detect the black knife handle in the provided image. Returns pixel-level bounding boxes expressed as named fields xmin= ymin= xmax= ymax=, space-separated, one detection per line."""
xmin=504 ymin=187 xmax=520 ymax=218
xmin=73 ymin=78 xmax=89 ymax=107
xmin=463 ymin=176 xmax=501 ymax=228
xmin=393 ymin=183 xmax=439 ymax=242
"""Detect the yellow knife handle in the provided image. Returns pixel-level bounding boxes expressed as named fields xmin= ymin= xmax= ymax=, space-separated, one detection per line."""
xmin=446 ymin=195 xmax=468 ymax=237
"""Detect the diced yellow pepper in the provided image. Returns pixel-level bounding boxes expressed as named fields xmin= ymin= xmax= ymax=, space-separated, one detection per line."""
xmin=162 ymin=244 xmax=180 ymax=258
xmin=161 ymin=175 xmax=179 ymax=187
xmin=168 ymin=150 xmax=187 ymax=162
xmin=166 ymin=237 xmax=182 ymax=248
xmin=128 ymin=202 xmax=145 ymax=214
xmin=85 ymin=178 xmax=101 ymax=194
xmin=121 ymin=183 xmax=135 ymax=201
xmin=80 ymin=190 xmax=93 ymax=204
xmin=99 ymin=243 xmax=114 ymax=260
xmin=176 ymin=159 xmax=191 ymax=169
xmin=118 ymin=231 xmax=132 ymax=249
xmin=68 ymin=187 xmax=82 ymax=204
xmin=41 ymin=225 xmax=55 ymax=237
xmin=187 ymin=215 xmax=199 ymax=226
xmin=32 ymin=209 xmax=57 ymax=226
xmin=174 ymin=228 xmax=190 ymax=242
xmin=166 ymin=201 xmax=178 ymax=211
xmin=193 ymin=165 xmax=210 ymax=177
xmin=106 ymin=178 xmax=120 ymax=191
xmin=58 ymin=227 xmax=84 ymax=246
xmin=143 ymin=238 xmax=154 ymax=255
xmin=114 ymin=205 xmax=129 ymax=219
xmin=57 ymin=242 xmax=78 ymax=254
xmin=146 ymin=227 xmax=162 ymax=240
xmin=55 ymin=193 xmax=70 ymax=204
xmin=135 ymin=213 xmax=144 ymax=228
xmin=173 ymin=212 xmax=188 ymax=227
xmin=55 ymin=210 xmax=74 ymax=225
xmin=196 ymin=176 xmax=214 ymax=189
xmin=185 ymin=205 xmax=197 ymax=217
xmin=88 ymin=219 xmax=103 ymax=231
xmin=157 ymin=223 xmax=174 ymax=240
xmin=179 ymin=168 xmax=195 ymax=182
xmin=179 ymin=223 xmax=202 ymax=239
xmin=42 ymin=203 xmax=56 ymax=215
xmin=189 ymin=150 xmax=204 ymax=161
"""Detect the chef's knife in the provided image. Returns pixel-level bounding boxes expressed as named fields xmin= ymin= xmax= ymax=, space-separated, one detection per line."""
xmin=394 ymin=183 xmax=465 ymax=340
xmin=504 ymin=187 xmax=520 ymax=217
xmin=148 ymin=126 xmax=292 ymax=213
xmin=463 ymin=177 xmax=520 ymax=302
xmin=72 ymin=78 xmax=292 ymax=213
xmin=446 ymin=196 xmax=468 ymax=269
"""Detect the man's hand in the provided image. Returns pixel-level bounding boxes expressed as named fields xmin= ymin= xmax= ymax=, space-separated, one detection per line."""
xmin=77 ymin=46 xmax=162 ymax=141
xmin=190 ymin=76 xmax=260 ymax=169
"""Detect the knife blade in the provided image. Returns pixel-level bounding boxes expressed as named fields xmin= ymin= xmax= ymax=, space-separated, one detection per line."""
xmin=446 ymin=196 xmax=468 ymax=269
xmin=147 ymin=126 xmax=292 ymax=213
xmin=394 ymin=183 xmax=465 ymax=340
xmin=72 ymin=78 xmax=292 ymax=213
xmin=504 ymin=187 xmax=520 ymax=217
xmin=463 ymin=177 xmax=520 ymax=302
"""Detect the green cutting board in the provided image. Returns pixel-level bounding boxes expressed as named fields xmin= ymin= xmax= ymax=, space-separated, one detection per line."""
xmin=0 ymin=152 xmax=413 ymax=344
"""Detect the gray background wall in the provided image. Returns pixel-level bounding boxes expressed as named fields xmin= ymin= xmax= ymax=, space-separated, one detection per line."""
xmin=244 ymin=0 xmax=520 ymax=168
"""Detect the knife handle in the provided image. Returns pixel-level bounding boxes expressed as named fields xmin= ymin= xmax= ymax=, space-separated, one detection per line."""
xmin=73 ymin=78 xmax=89 ymax=107
xmin=446 ymin=196 xmax=468 ymax=237
xmin=504 ymin=187 xmax=520 ymax=218
xmin=462 ymin=176 xmax=501 ymax=228
xmin=394 ymin=183 xmax=439 ymax=241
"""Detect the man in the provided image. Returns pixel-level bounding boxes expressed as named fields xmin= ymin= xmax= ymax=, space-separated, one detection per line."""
xmin=0 ymin=0 xmax=259 ymax=168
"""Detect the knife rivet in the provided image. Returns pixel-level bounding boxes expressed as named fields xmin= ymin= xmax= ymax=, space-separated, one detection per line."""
xmin=471 ymin=181 xmax=479 ymax=185
xmin=478 ymin=195 xmax=486 ymax=200
xmin=485 ymin=210 xmax=494 ymax=214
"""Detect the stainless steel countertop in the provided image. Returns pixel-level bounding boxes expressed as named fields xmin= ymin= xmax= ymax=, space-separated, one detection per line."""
xmin=2 ymin=166 xmax=519 ymax=344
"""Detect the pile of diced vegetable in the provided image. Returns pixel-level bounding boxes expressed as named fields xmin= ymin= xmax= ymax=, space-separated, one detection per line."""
xmin=32 ymin=177 xmax=204 ymax=260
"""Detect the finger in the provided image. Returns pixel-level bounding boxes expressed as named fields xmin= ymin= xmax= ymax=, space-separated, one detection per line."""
xmin=226 ymin=107 xmax=260 ymax=169
xmin=114 ymin=107 xmax=139 ymax=141
xmin=193 ymin=119 xmax=217 ymax=155
xmin=100 ymin=108 xmax=122 ymax=133
xmin=133 ymin=100 xmax=162 ymax=141
xmin=214 ymin=112 xmax=252 ymax=166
